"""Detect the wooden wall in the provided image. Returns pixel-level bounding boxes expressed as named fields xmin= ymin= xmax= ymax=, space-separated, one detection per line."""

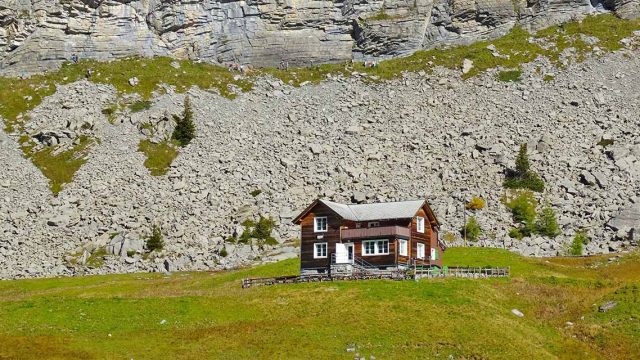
xmin=299 ymin=202 xmax=342 ymax=269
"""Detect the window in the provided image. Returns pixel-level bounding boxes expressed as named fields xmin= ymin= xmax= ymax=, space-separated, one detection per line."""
xmin=314 ymin=243 xmax=328 ymax=258
xmin=431 ymin=248 xmax=437 ymax=261
xmin=356 ymin=223 xmax=362 ymax=228
xmin=368 ymin=221 xmax=380 ymax=228
xmin=399 ymin=239 xmax=408 ymax=256
xmin=362 ymin=240 xmax=389 ymax=256
xmin=314 ymin=217 xmax=328 ymax=232
xmin=417 ymin=243 xmax=425 ymax=259
xmin=417 ymin=217 xmax=425 ymax=233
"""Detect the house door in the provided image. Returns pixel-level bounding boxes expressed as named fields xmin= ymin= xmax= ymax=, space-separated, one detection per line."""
xmin=335 ymin=243 xmax=354 ymax=264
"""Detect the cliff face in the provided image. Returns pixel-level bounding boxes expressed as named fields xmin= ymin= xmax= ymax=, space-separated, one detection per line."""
xmin=0 ymin=0 xmax=638 ymax=73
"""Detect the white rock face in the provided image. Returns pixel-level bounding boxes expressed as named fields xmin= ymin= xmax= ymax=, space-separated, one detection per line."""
xmin=0 ymin=0 xmax=638 ymax=74
xmin=0 ymin=46 xmax=639 ymax=279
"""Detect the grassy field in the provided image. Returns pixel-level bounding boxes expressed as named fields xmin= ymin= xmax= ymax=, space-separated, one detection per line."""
xmin=0 ymin=248 xmax=638 ymax=359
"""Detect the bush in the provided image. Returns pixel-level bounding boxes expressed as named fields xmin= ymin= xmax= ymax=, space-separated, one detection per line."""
xmin=466 ymin=196 xmax=486 ymax=210
xmin=536 ymin=204 xmax=561 ymax=238
xmin=569 ymin=230 xmax=590 ymax=256
xmin=503 ymin=143 xmax=545 ymax=192
xmin=172 ymin=96 xmax=196 ymax=147
xmin=239 ymin=216 xmax=277 ymax=246
xmin=505 ymin=191 xmax=537 ymax=235
xmin=503 ymin=175 xmax=545 ymax=192
xmin=219 ymin=247 xmax=228 ymax=257
xmin=509 ymin=228 xmax=525 ymax=240
xmin=250 ymin=189 xmax=262 ymax=197
xmin=146 ymin=225 xmax=164 ymax=252
xmin=463 ymin=216 xmax=482 ymax=242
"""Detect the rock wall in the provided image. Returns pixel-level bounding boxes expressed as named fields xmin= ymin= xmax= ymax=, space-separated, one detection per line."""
xmin=1 ymin=46 xmax=639 ymax=279
xmin=0 ymin=0 xmax=638 ymax=74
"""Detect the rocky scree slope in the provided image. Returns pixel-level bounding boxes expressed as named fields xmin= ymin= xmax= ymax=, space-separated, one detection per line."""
xmin=0 ymin=44 xmax=640 ymax=279
xmin=0 ymin=0 xmax=639 ymax=74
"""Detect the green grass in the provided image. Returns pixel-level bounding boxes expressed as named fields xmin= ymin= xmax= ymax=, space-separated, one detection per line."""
xmin=138 ymin=139 xmax=179 ymax=176
xmin=0 ymin=248 xmax=638 ymax=359
xmin=498 ymin=69 xmax=522 ymax=82
xmin=129 ymin=100 xmax=152 ymax=113
xmin=27 ymin=136 xmax=94 ymax=195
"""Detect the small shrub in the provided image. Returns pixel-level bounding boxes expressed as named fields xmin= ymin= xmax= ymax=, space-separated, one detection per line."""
xmin=505 ymin=190 xmax=538 ymax=237
xmin=442 ymin=232 xmax=456 ymax=243
xmin=509 ymin=228 xmax=525 ymax=240
xmin=126 ymin=250 xmax=136 ymax=257
xmin=172 ymin=96 xmax=196 ymax=147
xmin=250 ymin=189 xmax=262 ymax=197
xmin=129 ymin=100 xmax=152 ymax=113
xmin=569 ymin=230 xmax=590 ymax=256
xmin=463 ymin=216 xmax=482 ymax=242
xmin=219 ymin=247 xmax=228 ymax=257
xmin=536 ymin=204 xmax=561 ymax=237
xmin=497 ymin=70 xmax=522 ymax=82
xmin=238 ymin=216 xmax=277 ymax=245
xmin=466 ymin=196 xmax=486 ymax=210
xmin=543 ymin=74 xmax=555 ymax=82
xmin=596 ymin=138 xmax=614 ymax=147
xmin=146 ymin=225 xmax=164 ymax=252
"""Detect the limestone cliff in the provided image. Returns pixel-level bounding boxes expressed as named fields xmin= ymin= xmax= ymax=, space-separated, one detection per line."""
xmin=0 ymin=0 xmax=638 ymax=73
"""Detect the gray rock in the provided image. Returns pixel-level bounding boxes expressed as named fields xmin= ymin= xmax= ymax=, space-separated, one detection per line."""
xmin=599 ymin=301 xmax=618 ymax=313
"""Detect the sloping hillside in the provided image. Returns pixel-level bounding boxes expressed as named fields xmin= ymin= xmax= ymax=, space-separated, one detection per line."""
xmin=0 ymin=248 xmax=638 ymax=359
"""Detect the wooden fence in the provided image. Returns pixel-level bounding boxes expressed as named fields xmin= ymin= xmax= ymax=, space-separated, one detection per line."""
xmin=414 ymin=266 xmax=510 ymax=279
xmin=241 ymin=266 xmax=509 ymax=288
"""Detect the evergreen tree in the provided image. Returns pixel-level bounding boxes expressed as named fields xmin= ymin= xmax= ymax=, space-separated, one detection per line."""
xmin=504 ymin=143 xmax=544 ymax=192
xmin=172 ymin=96 xmax=196 ymax=147
xmin=536 ymin=204 xmax=561 ymax=237
xmin=146 ymin=225 xmax=164 ymax=252
xmin=515 ymin=143 xmax=530 ymax=177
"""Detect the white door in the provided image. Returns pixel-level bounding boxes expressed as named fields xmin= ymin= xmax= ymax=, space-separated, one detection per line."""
xmin=335 ymin=243 xmax=348 ymax=264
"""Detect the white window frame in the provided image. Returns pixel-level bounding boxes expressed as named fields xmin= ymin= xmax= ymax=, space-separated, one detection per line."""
xmin=314 ymin=217 xmax=328 ymax=233
xmin=314 ymin=242 xmax=328 ymax=258
xmin=417 ymin=243 xmax=425 ymax=260
xmin=431 ymin=248 xmax=437 ymax=261
xmin=417 ymin=217 xmax=425 ymax=233
xmin=399 ymin=239 xmax=408 ymax=256
xmin=362 ymin=239 xmax=389 ymax=256
xmin=368 ymin=221 xmax=380 ymax=228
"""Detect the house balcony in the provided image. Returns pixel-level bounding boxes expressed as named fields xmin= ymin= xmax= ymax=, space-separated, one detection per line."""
xmin=340 ymin=226 xmax=411 ymax=240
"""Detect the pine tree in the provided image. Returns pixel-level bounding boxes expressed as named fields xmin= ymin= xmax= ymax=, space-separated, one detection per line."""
xmin=172 ymin=96 xmax=196 ymax=147
xmin=146 ymin=225 xmax=164 ymax=252
xmin=515 ymin=143 xmax=530 ymax=177
xmin=536 ymin=204 xmax=561 ymax=237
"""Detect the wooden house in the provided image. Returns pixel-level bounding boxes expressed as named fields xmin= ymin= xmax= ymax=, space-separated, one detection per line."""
xmin=292 ymin=199 xmax=445 ymax=274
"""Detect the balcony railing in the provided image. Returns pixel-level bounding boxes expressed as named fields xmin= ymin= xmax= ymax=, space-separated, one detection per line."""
xmin=341 ymin=226 xmax=411 ymax=240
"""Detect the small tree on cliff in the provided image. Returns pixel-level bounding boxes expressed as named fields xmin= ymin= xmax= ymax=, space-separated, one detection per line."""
xmin=172 ymin=96 xmax=196 ymax=147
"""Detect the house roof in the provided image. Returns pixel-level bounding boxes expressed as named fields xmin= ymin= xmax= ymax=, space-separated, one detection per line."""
xmin=292 ymin=198 xmax=440 ymax=226
xmin=320 ymin=199 xmax=426 ymax=221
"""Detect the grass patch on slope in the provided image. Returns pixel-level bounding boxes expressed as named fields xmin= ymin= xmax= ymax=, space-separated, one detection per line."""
xmin=0 ymin=248 xmax=638 ymax=359
xmin=138 ymin=139 xmax=179 ymax=176
xmin=27 ymin=136 xmax=94 ymax=195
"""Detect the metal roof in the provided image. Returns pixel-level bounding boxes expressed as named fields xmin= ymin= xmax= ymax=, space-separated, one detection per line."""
xmin=319 ymin=199 xmax=426 ymax=221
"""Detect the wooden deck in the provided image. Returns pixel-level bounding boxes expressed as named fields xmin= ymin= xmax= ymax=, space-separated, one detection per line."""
xmin=340 ymin=225 xmax=411 ymax=240
xmin=241 ymin=266 xmax=510 ymax=288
